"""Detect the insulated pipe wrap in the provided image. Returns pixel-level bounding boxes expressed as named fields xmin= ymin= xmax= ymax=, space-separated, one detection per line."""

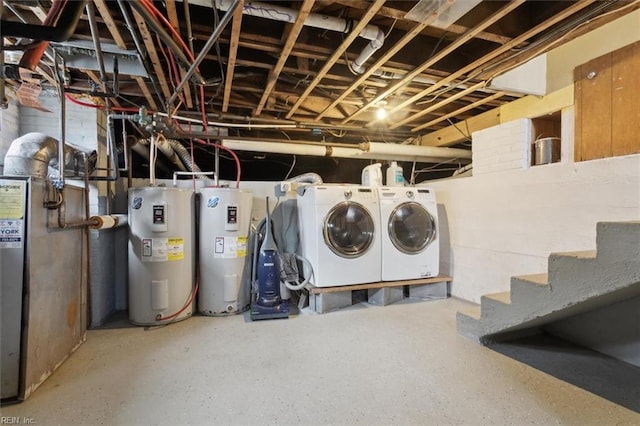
xmin=89 ymin=214 xmax=128 ymax=230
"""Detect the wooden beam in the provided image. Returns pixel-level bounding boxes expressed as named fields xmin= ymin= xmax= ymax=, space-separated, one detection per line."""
xmin=388 ymin=0 xmax=596 ymax=126
xmin=165 ymin=0 xmax=193 ymax=109
xmin=284 ymin=0 xmax=387 ymax=119
xmin=132 ymin=9 xmax=172 ymax=101
xmin=93 ymin=0 xmax=158 ymax=110
xmin=419 ymin=109 xmax=501 ymax=147
xmin=332 ymin=0 xmax=512 ymax=45
xmin=222 ymin=0 xmax=245 ymax=112
xmin=314 ymin=0 xmax=454 ymax=122
xmin=344 ymin=0 xmax=525 ymax=125
xmin=389 ymin=81 xmax=487 ymax=129
xmin=412 ymin=91 xmax=506 ymax=133
xmin=254 ymin=0 xmax=315 ymax=116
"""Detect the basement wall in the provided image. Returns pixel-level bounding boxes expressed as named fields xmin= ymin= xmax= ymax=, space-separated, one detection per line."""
xmin=428 ymin=118 xmax=640 ymax=303
xmin=545 ymin=295 xmax=640 ymax=367
xmin=0 ymin=100 xmax=20 ymax=174
xmin=12 ymin=95 xmax=124 ymax=327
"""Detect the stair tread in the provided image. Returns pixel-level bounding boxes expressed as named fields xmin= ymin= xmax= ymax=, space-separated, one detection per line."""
xmin=550 ymin=249 xmax=597 ymax=259
xmin=513 ymin=273 xmax=549 ymax=286
xmin=483 ymin=291 xmax=511 ymax=305
xmin=457 ymin=306 xmax=481 ymax=320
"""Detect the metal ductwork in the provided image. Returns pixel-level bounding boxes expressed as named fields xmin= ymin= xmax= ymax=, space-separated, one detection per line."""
xmin=1 ymin=1 xmax=87 ymax=42
xmin=3 ymin=133 xmax=97 ymax=179
xmin=285 ymin=172 xmax=323 ymax=185
xmin=136 ymin=137 xmax=214 ymax=184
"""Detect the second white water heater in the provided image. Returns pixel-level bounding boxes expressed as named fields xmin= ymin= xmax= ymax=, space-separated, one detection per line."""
xmin=128 ymin=186 xmax=195 ymax=325
xmin=199 ymin=188 xmax=253 ymax=315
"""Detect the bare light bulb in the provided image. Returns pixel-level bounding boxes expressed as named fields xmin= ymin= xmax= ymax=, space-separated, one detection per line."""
xmin=376 ymin=108 xmax=387 ymax=120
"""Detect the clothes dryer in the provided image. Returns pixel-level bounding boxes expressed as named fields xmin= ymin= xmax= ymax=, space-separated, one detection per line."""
xmin=377 ymin=186 xmax=439 ymax=281
xmin=297 ymin=185 xmax=381 ymax=287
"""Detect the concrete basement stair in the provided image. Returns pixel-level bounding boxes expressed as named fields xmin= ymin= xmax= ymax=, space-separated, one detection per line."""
xmin=457 ymin=221 xmax=640 ymax=344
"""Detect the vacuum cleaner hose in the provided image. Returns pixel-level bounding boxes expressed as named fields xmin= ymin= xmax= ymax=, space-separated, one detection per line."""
xmin=283 ymin=254 xmax=313 ymax=291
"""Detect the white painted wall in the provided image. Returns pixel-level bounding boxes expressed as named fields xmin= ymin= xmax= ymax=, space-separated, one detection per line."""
xmin=547 ymin=9 xmax=640 ymax=92
xmin=429 ymin=119 xmax=640 ymax=303
xmin=0 ymin=100 xmax=20 ymax=174
xmin=472 ymin=118 xmax=532 ymax=175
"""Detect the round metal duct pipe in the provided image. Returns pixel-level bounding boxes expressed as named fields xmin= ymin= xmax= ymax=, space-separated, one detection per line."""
xmin=3 ymin=132 xmax=97 ymax=179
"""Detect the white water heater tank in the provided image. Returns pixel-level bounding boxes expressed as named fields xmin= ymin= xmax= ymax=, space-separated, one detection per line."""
xmin=198 ymin=188 xmax=253 ymax=315
xmin=128 ymin=186 xmax=195 ymax=325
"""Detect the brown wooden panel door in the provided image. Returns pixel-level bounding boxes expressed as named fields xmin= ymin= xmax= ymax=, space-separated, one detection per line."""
xmin=611 ymin=42 xmax=640 ymax=156
xmin=575 ymin=53 xmax=613 ymax=161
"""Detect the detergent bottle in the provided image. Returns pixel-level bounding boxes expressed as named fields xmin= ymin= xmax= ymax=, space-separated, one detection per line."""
xmin=361 ymin=163 xmax=383 ymax=186
xmin=386 ymin=161 xmax=404 ymax=186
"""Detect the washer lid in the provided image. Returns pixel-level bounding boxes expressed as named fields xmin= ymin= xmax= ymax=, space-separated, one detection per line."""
xmin=323 ymin=201 xmax=375 ymax=259
xmin=388 ymin=201 xmax=436 ymax=254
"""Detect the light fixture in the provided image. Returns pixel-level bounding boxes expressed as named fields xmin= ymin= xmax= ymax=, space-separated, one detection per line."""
xmin=375 ymin=100 xmax=388 ymax=120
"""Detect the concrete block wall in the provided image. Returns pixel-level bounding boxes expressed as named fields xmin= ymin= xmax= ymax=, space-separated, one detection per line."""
xmin=472 ymin=118 xmax=532 ymax=175
xmin=429 ymin=153 xmax=640 ymax=303
xmin=0 ymin=100 xmax=20 ymax=174
xmin=19 ymin=94 xmax=98 ymax=150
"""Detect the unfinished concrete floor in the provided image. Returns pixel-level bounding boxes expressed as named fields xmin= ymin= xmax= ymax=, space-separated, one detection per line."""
xmin=2 ymin=297 xmax=639 ymax=425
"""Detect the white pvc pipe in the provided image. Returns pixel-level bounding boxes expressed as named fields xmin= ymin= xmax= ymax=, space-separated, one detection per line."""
xmin=360 ymin=142 xmax=472 ymax=160
xmin=220 ymin=139 xmax=472 ymax=163
xmin=215 ymin=0 xmax=384 ymax=73
xmin=216 ymin=0 xmax=380 ymax=40
xmin=221 ymin=139 xmax=327 ymax=157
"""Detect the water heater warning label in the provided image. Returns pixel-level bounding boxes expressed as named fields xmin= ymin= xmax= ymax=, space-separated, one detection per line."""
xmin=167 ymin=238 xmax=184 ymax=261
xmin=213 ymin=236 xmax=247 ymax=259
xmin=141 ymin=237 xmax=184 ymax=262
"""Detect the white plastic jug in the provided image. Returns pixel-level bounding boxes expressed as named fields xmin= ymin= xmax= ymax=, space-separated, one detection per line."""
xmin=361 ymin=163 xmax=383 ymax=187
xmin=386 ymin=161 xmax=404 ymax=186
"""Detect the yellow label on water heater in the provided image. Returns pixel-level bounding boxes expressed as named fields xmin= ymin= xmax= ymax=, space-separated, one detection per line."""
xmin=167 ymin=237 xmax=184 ymax=261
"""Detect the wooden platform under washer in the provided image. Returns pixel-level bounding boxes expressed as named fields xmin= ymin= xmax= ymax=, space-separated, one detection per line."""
xmin=307 ymin=275 xmax=453 ymax=294
xmin=306 ymin=275 xmax=453 ymax=314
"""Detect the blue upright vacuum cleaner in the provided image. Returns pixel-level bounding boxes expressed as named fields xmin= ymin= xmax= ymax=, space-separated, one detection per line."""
xmin=250 ymin=197 xmax=289 ymax=320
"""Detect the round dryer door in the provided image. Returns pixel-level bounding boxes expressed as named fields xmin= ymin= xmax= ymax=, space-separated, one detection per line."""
xmin=323 ymin=201 xmax=375 ymax=258
xmin=388 ymin=202 xmax=436 ymax=254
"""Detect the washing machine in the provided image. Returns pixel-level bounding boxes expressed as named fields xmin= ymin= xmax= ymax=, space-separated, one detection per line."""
xmin=377 ymin=186 xmax=439 ymax=281
xmin=297 ymin=184 xmax=381 ymax=287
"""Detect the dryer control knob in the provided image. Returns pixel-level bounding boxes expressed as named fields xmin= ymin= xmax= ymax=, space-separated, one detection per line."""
xmin=344 ymin=190 xmax=352 ymax=200
xmin=406 ymin=190 xmax=414 ymax=199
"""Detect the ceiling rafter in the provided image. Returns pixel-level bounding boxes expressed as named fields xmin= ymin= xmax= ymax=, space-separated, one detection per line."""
xmin=165 ymin=0 xmax=194 ymax=109
xmin=284 ymin=0 xmax=387 ymax=119
xmin=222 ymin=0 xmax=245 ymax=113
xmin=190 ymin=25 xmax=461 ymax=83
xmin=331 ymin=0 xmax=514 ymax=45
xmin=131 ymin=8 xmax=172 ymax=102
xmin=341 ymin=0 xmax=526 ymax=125
xmin=386 ymin=81 xmax=487 ymax=129
xmin=93 ymin=0 xmax=158 ymax=110
xmin=413 ymin=91 xmax=506 ymax=133
xmin=254 ymin=0 xmax=315 ymax=116
xmin=313 ymin=0 xmax=455 ymax=122
xmin=388 ymin=0 xmax=597 ymax=130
